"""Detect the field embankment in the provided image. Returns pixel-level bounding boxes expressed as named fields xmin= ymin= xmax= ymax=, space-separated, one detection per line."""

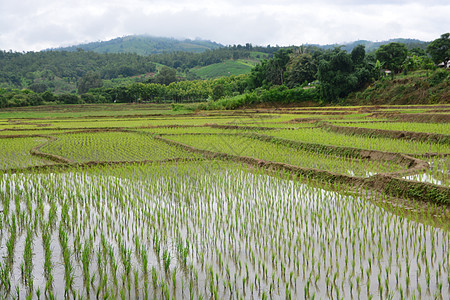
xmin=0 ymin=103 xmax=449 ymax=299
xmin=347 ymin=69 xmax=449 ymax=105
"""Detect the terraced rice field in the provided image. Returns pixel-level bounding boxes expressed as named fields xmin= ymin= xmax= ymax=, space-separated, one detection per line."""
xmin=0 ymin=103 xmax=449 ymax=299
xmin=0 ymin=137 xmax=54 ymax=169
xmin=164 ymin=134 xmax=407 ymax=177
xmin=330 ymin=121 xmax=450 ymax=135
xmin=264 ymin=128 xmax=450 ymax=155
xmin=39 ymin=131 xmax=198 ymax=163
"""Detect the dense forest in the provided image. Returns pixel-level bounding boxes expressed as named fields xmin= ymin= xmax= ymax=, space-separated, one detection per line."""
xmin=0 ymin=34 xmax=448 ymax=109
xmin=0 ymin=46 xmax=276 ymax=91
xmin=0 ymin=50 xmax=157 ymax=91
xmin=53 ymin=35 xmax=223 ymax=55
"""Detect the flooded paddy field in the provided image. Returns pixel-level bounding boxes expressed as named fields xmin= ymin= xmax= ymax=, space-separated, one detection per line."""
xmin=1 ymin=163 xmax=449 ymax=299
xmin=0 ymin=103 xmax=449 ymax=299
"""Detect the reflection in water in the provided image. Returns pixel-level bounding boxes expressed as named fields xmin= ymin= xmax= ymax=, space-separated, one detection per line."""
xmin=0 ymin=163 xmax=448 ymax=299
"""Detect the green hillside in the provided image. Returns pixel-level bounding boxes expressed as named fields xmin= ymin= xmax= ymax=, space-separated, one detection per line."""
xmin=192 ymin=59 xmax=260 ymax=79
xmin=309 ymin=38 xmax=429 ymax=53
xmin=346 ymin=69 xmax=449 ymax=105
xmin=53 ymin=35 xmax=223 ymax=55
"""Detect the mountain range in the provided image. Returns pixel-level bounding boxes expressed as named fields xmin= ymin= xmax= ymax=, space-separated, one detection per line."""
xmin=50 ymin=35 xmax=223 ymax=55
xmin=307 ymin=38 xmax=428 ymax=53
xmin=51 ymin=35 xmax=428 ymax=55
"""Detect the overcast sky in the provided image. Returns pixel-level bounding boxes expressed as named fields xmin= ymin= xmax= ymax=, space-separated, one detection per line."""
xmin=0 ymin=0 xmax=448 ymax=51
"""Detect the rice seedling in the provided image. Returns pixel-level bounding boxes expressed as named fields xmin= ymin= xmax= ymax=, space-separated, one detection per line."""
xmin=264 ymin=128 xmax=450 ymax=155
xmin=40 ymin=131 xmax=198 ymax=163
xmin=0 ymin=106 xmax=448 ymax=298
xmin=1 ymin=161 xmax=447 ymax=298
xmin=334 ymin=121 xmax=450 ymax=135
xmin=0 ymin=137 xmax=54 ymax=169
xmin=165 ymin=134 xmax=407 ymax=177
xmin=404 ymin=156 xmax=449 ymax=187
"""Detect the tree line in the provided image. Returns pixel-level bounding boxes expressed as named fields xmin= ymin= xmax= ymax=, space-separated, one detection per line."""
xmin=246 ymin=33 xmax=448 ymax=103
xmin=0 ymin=33 xmax=448 ymax=108
xmin=0 ymin=46 xmax=264 ymax=92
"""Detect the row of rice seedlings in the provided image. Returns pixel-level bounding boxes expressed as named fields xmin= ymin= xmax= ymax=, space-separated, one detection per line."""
xmin=22 ymin=228 xmax=34 ymax=291
xmin=0 ymin=124 xmax=41 ymax=130
xmin=329 ymin=121 xmax=450 ymax=135
xmin=403 ymin=156 xmax=450 ymax=187
xmin=231 ymin=122 xmax=316 ymax=129
xmin=0 ymin=104 xmax=177 ymax=119
xmin=237 ymin=114 xmax=325 ymax=123
xmin=137 ymin=127 xmax=230 ymax=135
xmin=0 ymin=161 xmax=448 ymax=298
xmin=265 ymin=128 xmax=450 ymax=155
xmin=0 ymin=137 xmax=54 ymax=170
xmin=26 ymin=113 xmax=261 ymax=124
xmin=22 ymin=116 xmax=263 ymax=130
xmin=39 ymin=131 xmax=198 ymax=163
xmin=0 ymin=130 xmax=68 ymax=136
xmin=165 ymin=134 xmax=407 ymax=177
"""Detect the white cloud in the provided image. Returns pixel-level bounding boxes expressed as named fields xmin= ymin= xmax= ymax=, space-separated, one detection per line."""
xmin=0 ymin=0 xmax=448 ymax=51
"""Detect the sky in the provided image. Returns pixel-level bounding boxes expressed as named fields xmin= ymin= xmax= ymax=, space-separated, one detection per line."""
xmin=0 ymin=0 xmax=448 ymax=52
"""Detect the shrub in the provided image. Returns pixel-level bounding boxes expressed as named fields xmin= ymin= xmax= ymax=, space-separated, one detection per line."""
xmin=428 ymin=69 xmax=449 ymax=87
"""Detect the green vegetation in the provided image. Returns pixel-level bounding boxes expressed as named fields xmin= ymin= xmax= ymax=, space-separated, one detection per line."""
xmin=317 ymin=45 xmax=374 ymax=102
xmin=0 ymin=103 xmax=177 ymax=119
xmin=165 ymin=134 xmax=406 ymax=177
xmin=197 ymin=85 xmax=318 ymax=110
xmin=40 ymin=131 xmax=197 ymax=163
xmin=404 ymin=156 xmax=450 ymax=187
xmin=0 ymin=44 xmax=263 ymax=96
xmin=0 ymin=137 xmax=54 ymax=169
xmin=347 ymin=69 xmax=449 ymax=105
xmin=0 ymin=31 xmax=449 ymax=298
xmin=264 ymin=128 xmax=450 ymax=155
xmin=0 ymin=103 xmax=449 ymax=299
xmin=426 ymin=33 xmax=450 ymax=67
xmin=192 ymin=59 xmax=255 ymax=79
xmin=0 ymin=50 xmax=157 ymax=92
xmin=376 ymin=43 xmax=409 ymax=78
xmin=1 ymin=33 xmax=447 ymax=110
xmin=332 ymin=121 xmax=450 ymax=135
xmin=55 ymin=35 xmax=222 ymax=55
xmin=0 ymin=161 xmax=448 ymax=298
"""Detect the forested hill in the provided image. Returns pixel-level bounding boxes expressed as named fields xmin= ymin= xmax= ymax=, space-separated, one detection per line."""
xmin=50 ymin=36 xmax=223 ymax=55
xmin=0 ymin=34 xmax=439 ymax=100
xmin=310 ymin=38 xmax=429 ymax=53
xmin=0 ymin=46 xmax=266 ymax=92
xmin=53 ymin=36 xmax=429 ymax=56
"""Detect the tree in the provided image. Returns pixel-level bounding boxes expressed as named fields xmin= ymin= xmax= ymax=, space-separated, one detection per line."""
xmin=351 ymin=45 xmax=375 ymax=89
xmin=351 ymin=45 xmax=366 ymax=66
xmin=28 ymin=82 xmax=48 ymax=93
xmin=375 ymin=42 xmax=408 ymax=78
xmin=317 ymin=48 xmax=357 ymax=102
xmin=77 ymin=72 xmax=103 ymax=94
xmin=212 ymin=84 xmax=225 ymax=100
xmin=427 ymin=33 xmax=450 ymax=66
xmin=285 ymin=52 xmax=317 ymax=88
xmin=247 ymin=61 xmax=268 ymax=89
xmin=41 ymin=91 xmax=57 ymax=102
xmin=58 ymin=94 xmax=79 ymax=104
xmin=265 ymin=48 xmax=292 ymax=85
xmin=0 ymin=94 xmax=7 ymax=108
xmin=155 ymin=66 xmax=177 ymax=85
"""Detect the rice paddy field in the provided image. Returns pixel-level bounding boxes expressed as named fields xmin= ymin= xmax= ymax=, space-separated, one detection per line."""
xmin=0 ymin=103 xmax=449 ymax=299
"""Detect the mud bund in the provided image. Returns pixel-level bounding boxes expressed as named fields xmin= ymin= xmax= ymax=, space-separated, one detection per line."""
xmin=2 ymin=129 xmax=448 ymax=206
xmin=156 ymin=135 xmax=449 ymax=206
xmin=319 ymin=122 xmax=450 ymax=145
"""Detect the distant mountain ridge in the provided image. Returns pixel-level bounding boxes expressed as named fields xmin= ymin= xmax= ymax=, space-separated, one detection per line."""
xmin=49 ymin=35 xmax=429 ymax=56
xmin=50 ymin=35 xmax=223 ymax=55
xmin=310 ymin=38 xmax=429 ymax=52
